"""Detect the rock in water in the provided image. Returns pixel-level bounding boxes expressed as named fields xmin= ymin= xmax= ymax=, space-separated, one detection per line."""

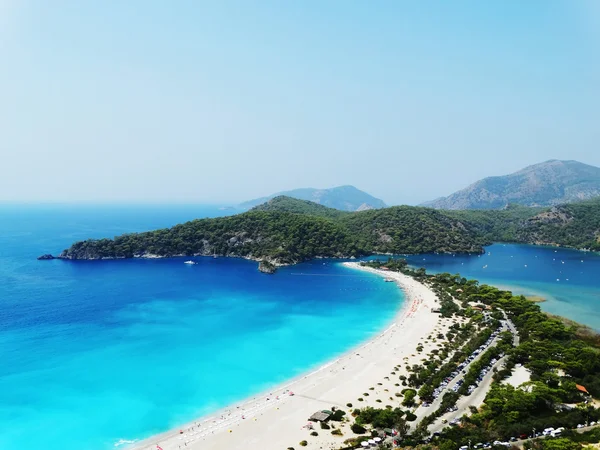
xmin=258 ymin=260 xmax=277 ymax=274
xmin=37 ymin=254 xmax=55 ymax=260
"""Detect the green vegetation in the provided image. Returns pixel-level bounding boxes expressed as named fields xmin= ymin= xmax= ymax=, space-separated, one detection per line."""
xmin=519 ymin=197 xmax=600 ymax=251
xmin=414 ymin=273 xmax=600 ymax=448
xmin=355 ymin=407 xmax=406 ymax=429
xmin=444 ymin=204 xmax=543 ymax=242
xmin=252 ymin=195 xmax=349 ymax=219
xmin=60 ymin=211 xmax=361 ymax=264
xmin=57 ymin=196 xmax=600 ymax=263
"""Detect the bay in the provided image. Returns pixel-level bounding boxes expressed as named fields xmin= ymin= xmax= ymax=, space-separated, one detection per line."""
xmin=0 ymin=205 xmax=402 ymax=450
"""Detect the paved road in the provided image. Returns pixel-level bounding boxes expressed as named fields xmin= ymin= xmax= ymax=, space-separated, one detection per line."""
xmin=416 ymin=312 xmax=521 ymax=434
xmin=428 ymin=316 xmax=519 ymax=433
xmin=413 ymin=320 xmax=509 ymax=425
xmin=428 ymin=353 xmax=508 ymax=434
xmin=511 ymin=424 xmax=600 ymax=447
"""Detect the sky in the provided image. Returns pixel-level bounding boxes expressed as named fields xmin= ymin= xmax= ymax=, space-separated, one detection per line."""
xmin=1 ymin=1 xmax=599 ymax=205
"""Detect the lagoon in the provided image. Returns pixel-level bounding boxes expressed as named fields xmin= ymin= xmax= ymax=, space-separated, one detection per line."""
xmin=403 ymin=243 xmax=600 ymax=331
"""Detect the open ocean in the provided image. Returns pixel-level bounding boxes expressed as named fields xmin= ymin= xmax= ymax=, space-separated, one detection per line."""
xmin=0 ymin=205 xmax=403 ymax=450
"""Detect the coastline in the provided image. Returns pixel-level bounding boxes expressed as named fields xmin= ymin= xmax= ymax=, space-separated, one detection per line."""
xmin=128 ymin=262 xmax=444 ymax=450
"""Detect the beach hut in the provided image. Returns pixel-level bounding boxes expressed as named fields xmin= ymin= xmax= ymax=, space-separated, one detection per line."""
xmin=308 ymin=410 xmax=332 ymax=422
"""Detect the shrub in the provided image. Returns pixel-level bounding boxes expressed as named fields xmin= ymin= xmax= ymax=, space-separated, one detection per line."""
xmin=351 ymin=423 xmax=367 ymax=434
xmin=331 ymin=429 xmax=343 ymax=436
xmin=299 ymin=441 xmax=307 ymax=447
xmin=405 ymin=412 xmax=417 ymax=421
xmin=331 ymin=410 xmax=346 ymax=421
xmin=320 ymin=422 xmax=330 ymax=429
xmin=346 ymin=403 xmax=353 ymax=408
xmin=310 ymin=431 xmax=318 ymax=436
xmin=376 ymin=399 xmax=382 ymax=403
xmin=358 ymin=398 xmax=364 ymax=402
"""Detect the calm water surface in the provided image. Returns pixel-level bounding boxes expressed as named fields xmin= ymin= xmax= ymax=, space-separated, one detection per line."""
xmin=403 ymin=243 xmax=600 ymax=330
xmin=0 ymin=205 xmax=402 ymax=450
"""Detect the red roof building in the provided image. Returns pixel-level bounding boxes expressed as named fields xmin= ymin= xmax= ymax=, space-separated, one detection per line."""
xmin=576 ymin=384 xmax=590 ymax=395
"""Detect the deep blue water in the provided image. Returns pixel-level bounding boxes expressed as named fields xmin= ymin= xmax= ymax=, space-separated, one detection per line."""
xmin=402 ymin=243 xmax=600 ymax=331
xmin=0 ymin=205 xmax=402 ymax=450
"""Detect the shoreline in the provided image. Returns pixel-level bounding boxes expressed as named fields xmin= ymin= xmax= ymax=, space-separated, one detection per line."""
xmin=128 ymin=262 xmax=444 ymax=450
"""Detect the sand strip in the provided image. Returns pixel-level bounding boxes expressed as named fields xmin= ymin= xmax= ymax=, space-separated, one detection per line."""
xmin=128 ymin=262 xmax=442 ymax=450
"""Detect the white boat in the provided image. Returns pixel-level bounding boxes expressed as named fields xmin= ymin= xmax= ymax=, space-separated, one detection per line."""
xmin=184 ymin=260 xmax=197 ymax=265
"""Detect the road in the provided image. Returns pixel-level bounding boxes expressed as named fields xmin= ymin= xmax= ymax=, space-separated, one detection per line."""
xmin=428 ymin=316 xmax=519 ymax=433
xmin=428 ymin=353 xmax=508 ymax=434
xmin=413 ymin=320 xmax=509 ymax=426
xmin=511 ymin=424 xmax=600 ymax=447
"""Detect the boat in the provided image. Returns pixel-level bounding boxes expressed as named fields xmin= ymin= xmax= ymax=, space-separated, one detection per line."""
xmin=384 ymin=278 xmax=394 ymax=282
xmin=184 ymin=260 xmax=197 ymax=265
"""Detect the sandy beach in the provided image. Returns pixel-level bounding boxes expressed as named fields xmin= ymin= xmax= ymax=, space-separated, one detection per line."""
xmin=130 ymin=262 xmax=447 ymax=450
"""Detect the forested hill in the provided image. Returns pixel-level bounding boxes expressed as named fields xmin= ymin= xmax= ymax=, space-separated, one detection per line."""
xmin=251 ymin=195 xmax=349 ymax=219
xmin=518 ymin=198 xmax=600 ymax=251
xmin=240 ymin=185 xmax=386 ymax=211
xmin=57 ymin=198 xmax=490 ymax=263
xmin=59 ymin=211 xmax=362 ymax=264
xmin=55 ymin=196 xmax=600 ymax=264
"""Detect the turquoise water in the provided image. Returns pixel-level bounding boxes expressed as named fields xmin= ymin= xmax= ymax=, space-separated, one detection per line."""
xmin=0 ymin=205 xmax=402 ymax=450
xmin=402 ymin=243 xmax=600 ymax=331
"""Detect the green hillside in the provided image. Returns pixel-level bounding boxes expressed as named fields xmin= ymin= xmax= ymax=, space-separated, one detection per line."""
xmin=519 ymin=198 xmax=600 ymax=251
xmin=56 ymin=196 xmax=600 ymax=264
xmin=251 ymin=195 xmax=349 ymax=219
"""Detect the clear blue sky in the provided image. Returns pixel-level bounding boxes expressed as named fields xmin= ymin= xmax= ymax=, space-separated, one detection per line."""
xmin=1 ymin=1 xmax=598 ymax=205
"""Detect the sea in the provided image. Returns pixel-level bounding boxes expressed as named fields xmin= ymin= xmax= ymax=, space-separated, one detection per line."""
xmin=0 ymin=204 xmax=402 ymax=450
xmin=2 ymin=206 xmax=599 ymax=450
xmin=403 ymin=243 xmax=600 ymax=331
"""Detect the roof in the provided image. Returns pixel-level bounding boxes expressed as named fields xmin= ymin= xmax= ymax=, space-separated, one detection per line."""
xmin=309 ymin=411 xmax=332 ymax=422
xmin=576 ymin=384 xmax=590 ymax=394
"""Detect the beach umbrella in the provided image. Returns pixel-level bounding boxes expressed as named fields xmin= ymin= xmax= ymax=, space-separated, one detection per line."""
xmin=374 ymin=437 xmax=382 ymax=442
xmin=360 ymin=442 xmax=369 ymax=447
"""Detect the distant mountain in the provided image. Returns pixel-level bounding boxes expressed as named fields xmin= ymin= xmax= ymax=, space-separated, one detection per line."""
xmin=239 ymin=185 xmax=386 ymax=212
xmin=423 ymin=160 xmax=600 ymax=210
xmin=251 ymin=196 xmax=348 ymax=219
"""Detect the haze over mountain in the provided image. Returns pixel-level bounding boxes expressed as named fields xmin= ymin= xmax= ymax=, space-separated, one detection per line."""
xmin=423 ymin=160 xmax=600 ymax=210
xmin=239 ymin=185 xmax=386 ymax=212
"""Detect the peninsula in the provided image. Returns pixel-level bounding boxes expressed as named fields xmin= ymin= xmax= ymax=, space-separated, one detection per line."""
xmin=47 ymin=196 xmax=600 ymax=265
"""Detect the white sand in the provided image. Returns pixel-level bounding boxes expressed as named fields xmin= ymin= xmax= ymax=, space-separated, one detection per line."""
xmin=504 ymin=364 xmax=531 ymax=388
xmin=130 ymin=262 xmax=444 ymax=450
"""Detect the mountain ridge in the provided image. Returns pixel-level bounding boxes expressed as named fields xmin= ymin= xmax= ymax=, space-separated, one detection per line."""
xmin=423 ymin=160 xmax=600 ymax=210
xmin=239 ymin=185 xmax=386 ymax=211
